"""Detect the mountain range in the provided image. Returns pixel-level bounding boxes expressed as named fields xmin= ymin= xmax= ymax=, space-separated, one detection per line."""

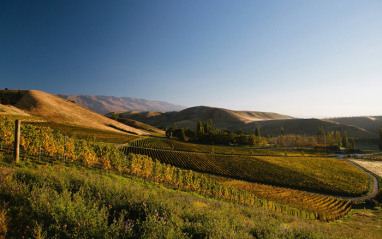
xmin=57 ymin=94 xmax=186 ymax=115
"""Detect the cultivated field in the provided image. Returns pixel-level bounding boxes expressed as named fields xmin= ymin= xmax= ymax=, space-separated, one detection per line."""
xmin=349 ymin=158 xmax=382 ymax=177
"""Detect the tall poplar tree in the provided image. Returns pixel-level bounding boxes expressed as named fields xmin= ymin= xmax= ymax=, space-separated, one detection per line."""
xmin=255 ymin=126 xmax=261 ymax=138
xmin=342 ymin=131 xmax=350 ymax=149
xmin=335 ymin=131 xmax=342 ymax=148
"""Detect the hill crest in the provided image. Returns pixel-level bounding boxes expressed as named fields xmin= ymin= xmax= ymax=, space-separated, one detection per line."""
xmin=112 ymin=105 xmax=294 ymax=131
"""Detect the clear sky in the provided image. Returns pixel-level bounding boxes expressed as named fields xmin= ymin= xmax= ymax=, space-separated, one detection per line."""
xmin=1 ymin=0 xmax=381 ymax=118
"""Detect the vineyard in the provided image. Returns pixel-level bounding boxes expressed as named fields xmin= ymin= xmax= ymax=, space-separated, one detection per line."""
xmin=122 ymin=154 xmax=352 ymax=221
xmin=122 ymin=146 xmax=370 ymax=196
xmin=217 ymin=176 xmax=352 ymax=220
xmin=0 ymin=117 xmax=127 ymax=170
xmin=26 ymin=121 xmax=138 ymax=144
xmin=0 ymin=117 xmax=369 ymax=221
xmin=130 ymin=137 xmax=327 ymax=157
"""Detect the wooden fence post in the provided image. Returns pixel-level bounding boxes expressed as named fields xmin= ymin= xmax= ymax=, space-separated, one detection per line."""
xmin=14 ymin=120 xmax=21 ymax=163
xmin=63 ymin=136 xmax=66 ymax=165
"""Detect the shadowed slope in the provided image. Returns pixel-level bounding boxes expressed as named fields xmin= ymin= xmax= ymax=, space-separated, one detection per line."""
xmin=329 ymin=116 xmax=382 ymax=135
xmin=0 ymin=103 xmax=30 ymax=117
xmin=114 ymin=106 xmax=377 ymax=139
xmin=243 ymin=118 xmax=377 ymax=139
xmin=114 ymin=106 xmax=294 ymax=131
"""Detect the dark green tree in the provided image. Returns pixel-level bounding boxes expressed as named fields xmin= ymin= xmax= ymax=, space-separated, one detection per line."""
xmin=379 ymin=128 xmax=382 ymax=150
xmin=342 ymin=131 xmax=350 ymax=149
xmin=280 ymin=126 xmax=285 ymax=136
xmin=351 ymin=138 xmax=356 ymax=150
xmin=335 ymin=131 xmax=342 ymax=148
xmin=179 ymin=128 xmax=186 ymax=141
xmin=166 ymin=128 xmax=173 ymax=138
xmin=316 ymin=126 xmax=326 ymax=145
xmin=317 ymin=126 xmax=325 ymax=136
xmin=112 ymin=113 xmax=118 ymax=121
xmin=255 ymin=126 xmax=261 ymax=138
xmin=197 ymin=120 xmax=204 ymax=134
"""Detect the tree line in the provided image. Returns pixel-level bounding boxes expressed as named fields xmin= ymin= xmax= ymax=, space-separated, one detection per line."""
xmin=166 ymin=120 xmax=266 ymax=146
xmin=166 ymin=120 xmax=358 ymax=151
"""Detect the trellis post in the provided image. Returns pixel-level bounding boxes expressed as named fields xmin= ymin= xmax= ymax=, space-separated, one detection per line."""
xmin=14 ymin=120 xmax=21 ymax=163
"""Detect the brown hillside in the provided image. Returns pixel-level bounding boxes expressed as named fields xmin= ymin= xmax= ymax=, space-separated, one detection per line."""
xmin=114 ymin=106 xmax=294 ymax=131
xmin=7 ymin=90 xmax=146 ymax=135
xmin=113 ymin=106 xmax=376 ymax=139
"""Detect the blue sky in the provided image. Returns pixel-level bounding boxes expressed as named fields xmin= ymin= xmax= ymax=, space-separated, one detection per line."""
xmin=1 ymin=0 xmax=381 ymax=118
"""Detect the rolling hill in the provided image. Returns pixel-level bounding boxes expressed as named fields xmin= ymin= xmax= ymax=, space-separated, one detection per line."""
xmin=328 ymin=116 xmax=382 ymax=135
xmin=243 ymin=118 xmax=377 ymax=139
xmin=112 ymin=106 xmax=378 ymax=139
xmin=110 ymin=106 xmax=294 ymax=131
xmin=2 ymin=90 xmax=379 ymax=139
xmin=57 ymin=94 xmax=186 ymax=115
xmin=0 ymin=89 xmax=147 ymax=135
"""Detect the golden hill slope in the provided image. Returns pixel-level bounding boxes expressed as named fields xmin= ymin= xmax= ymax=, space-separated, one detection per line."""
xmin=1 ymin=90 xmax=147 ymax=135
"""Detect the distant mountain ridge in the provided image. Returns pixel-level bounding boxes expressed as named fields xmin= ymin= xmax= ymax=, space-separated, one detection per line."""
xmin=57 ymin=94 xmax=186 ymax=115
